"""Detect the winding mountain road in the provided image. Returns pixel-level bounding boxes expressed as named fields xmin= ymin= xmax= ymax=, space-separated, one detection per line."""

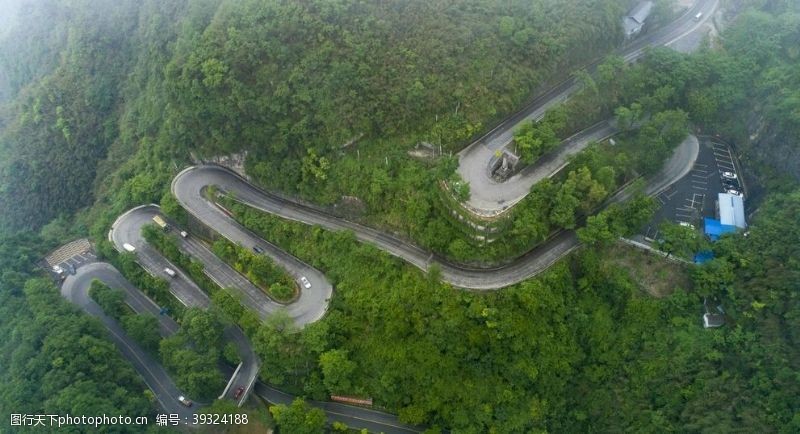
xmin=111 ymin=204 xmax=330 ymax=326
xmin=172 ymin=133 xmax=696 ymax=290
xmin=58 ymin=1 xmax=714 ymax=431
xmin=110 ymin=207 xmax=261 ymax=407
xmin=61 ymin=263 xmax=195 ymax=420
xmin=458 ymin=0 xmax=718 ymax=216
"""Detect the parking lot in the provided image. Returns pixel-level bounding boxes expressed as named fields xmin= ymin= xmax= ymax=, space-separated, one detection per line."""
xmin=41 ymin=238 xmax=96 ymax=279
xmin=642 ymin=138 xmax=741 ymax=241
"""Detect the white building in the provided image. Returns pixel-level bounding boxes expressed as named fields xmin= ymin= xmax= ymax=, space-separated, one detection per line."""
xmin=718 ymin=193 xmax=746 ymax=229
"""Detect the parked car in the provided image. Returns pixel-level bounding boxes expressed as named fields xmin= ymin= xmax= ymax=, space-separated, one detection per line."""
xmin=721 ymin=171 xmax=737 ymax=180
xmin=252 ymin=246 xmax=263 ymax=254
xmin=679 ymin=221 xmax=695 ymax=230
xmin=233 ymin=386 xmax=245 ymax=399
xmin=52 ymin=265 xmax=64 ymax=274
xmin=178 ymin=396 xmax=192 ymax=407
xmin=300 ymin=276 xmax=311 ymax=289
xmin=725 ymin=188 xmax=743 ymax=197
xmin=722 ymin=178 xmax=740 ymax=188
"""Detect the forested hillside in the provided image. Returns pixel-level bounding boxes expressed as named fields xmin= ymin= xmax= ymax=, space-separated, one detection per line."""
xmin=0 ymin=0 xmax=633 ymax=233
xmin=1 ymin=0 xmax=800 ymax=432
xmin=164 ymin=0 xmax=628 ymax=156
xmin=218 ymin=184 xmax=800 ymax=432
xmin=0 ymin=0 xmax=139 ymax=230
xmin=0 ymin=233 xmax=161 ymax=433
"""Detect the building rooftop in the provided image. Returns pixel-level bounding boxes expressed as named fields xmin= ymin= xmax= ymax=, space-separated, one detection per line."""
xmin=704 ymin=217 xmax=737 ymax=240
xmin=718 ymin=193 xmax=746 ymax=228
xmin=623 ymin=1 xmax=654 ymax=36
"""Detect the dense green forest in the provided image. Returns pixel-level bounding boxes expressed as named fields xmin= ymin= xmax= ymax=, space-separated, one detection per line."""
xmin=0 ymin=0 xmax=634 ymax=234
xmin=0 ymin=234 xmax=165 ymax=433
xmin=220 ymin=185 xmax=800 ymax=432
xmin=211 ymin=238 xmax=297 ymax=302
xmin=1 ymin=0 xmax=800 ymax=432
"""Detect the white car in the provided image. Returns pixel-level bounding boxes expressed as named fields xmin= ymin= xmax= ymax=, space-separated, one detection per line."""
xmin=721 ymin=171 xmax=737 ymax=180
xmin=300 ymin=276 xmax=311 ymax=289
xmin=725 ymin=188 xmax=743 ymax=197
xmin=178 ymin=395 xmax=192 ymax=407
xmin=52 ymin=265 xmax=64 ymax=274
xmin=164 ymin=267 xmax=177 ymax=278
xmin=123 ymin=243 xmax=136 ymax=252
xmin=678 ymin=222 xmax=695 ymax=230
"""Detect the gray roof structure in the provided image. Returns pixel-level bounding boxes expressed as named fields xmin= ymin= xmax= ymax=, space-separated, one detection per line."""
xmin=623 ymin=1 xmax=654 ymax=37
xmin=718 ymin=193 xmax=746 ymax=228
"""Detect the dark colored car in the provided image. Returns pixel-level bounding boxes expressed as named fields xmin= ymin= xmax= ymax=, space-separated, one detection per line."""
xmin=722 ymin=178 xmax=740 ymax=189
xmin=252 ymin=246 xmax=263 ymax=254
xmin=233 ymin=386 xmax=245 ymax=399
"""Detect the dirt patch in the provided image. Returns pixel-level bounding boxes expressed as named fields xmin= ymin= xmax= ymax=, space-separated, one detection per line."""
xmin=603 ymin=241 xmax=693 ymax=297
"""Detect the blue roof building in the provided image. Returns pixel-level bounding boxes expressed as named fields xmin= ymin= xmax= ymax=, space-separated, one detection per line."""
xmin=704 ymin=217 xmax=737 ymax=241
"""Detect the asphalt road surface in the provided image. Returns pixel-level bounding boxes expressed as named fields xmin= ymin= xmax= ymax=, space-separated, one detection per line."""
xmin=62 ymin=261 xmax=421 ymax=432
xmin=172 ymin=135 xmax=697 ymax=290
xmin=106 ymin=206 xmax=423 ymax=431
xmin=109 ymin=206 xmax=261 ymax=407
xmin=61 ymin=2 xmax=713 ymax=430
xmin=457 ymin=0 xmax=719 ymax=216
xmin=642 ymin=138 xmax=733 ymax=241
xmin=113 ymin=204 xmax=329 ymax=326
xmin=168 ymin=173 xmax=335 ymax=324
xmin=61 ymin=263 xmax=196 ymax=420
xmin=459 ymin=120 xmax=617 ymax=215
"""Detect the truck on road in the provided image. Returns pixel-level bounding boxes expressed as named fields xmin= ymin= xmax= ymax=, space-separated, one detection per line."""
xmin=152 ymin=215 xmax=169 ymax=231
